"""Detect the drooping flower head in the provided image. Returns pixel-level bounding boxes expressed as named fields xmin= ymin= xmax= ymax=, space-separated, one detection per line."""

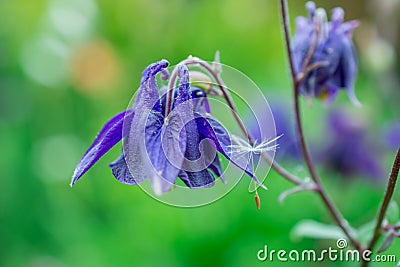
xmin=71 ymin=60 xmax=264 ymax=195
xmin=292 ymin=1 xmax=360 ymax=105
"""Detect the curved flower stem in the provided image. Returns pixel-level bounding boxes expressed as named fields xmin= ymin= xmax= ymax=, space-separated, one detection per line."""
xmin=383 ymin=224 xmax=400 ymax=231
xmin=279 ymin=0 xmax=361 ymax=251
xmin=299 ymin=19 xmax=320 ymax=76
xmin=167 ymin=57 xmax=304 ymax=186
xmin=297 ymin=61 xmax=329 ymax=84
xmin=261 ymin=153 xmax=304 ymax=185
xmin=361 ymin=148 xmax=400 ymax=267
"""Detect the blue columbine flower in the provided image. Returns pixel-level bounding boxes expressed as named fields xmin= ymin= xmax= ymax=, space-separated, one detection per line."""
xmin=317 ymin=110 xmax=383 ymax=181
xmin=71 ymin=60 xmax=263 ymax=195
xmin=292 ymin=1 xmax=360 ymax=106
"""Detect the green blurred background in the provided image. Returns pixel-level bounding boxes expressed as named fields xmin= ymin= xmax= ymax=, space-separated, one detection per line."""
xmin=1 ymin=0 xmax=399 ymax=266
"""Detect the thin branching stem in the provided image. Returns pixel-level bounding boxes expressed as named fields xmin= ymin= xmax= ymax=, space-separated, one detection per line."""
xmin=361 ymin=148 xmax=400 ymax=267
xmin=300 ymin=20 xmax=320 ymax=75
xmin=167 ymin=57 xmax=304 ymax=186
xmin=279 ymin=0 xmax=361 ymax=251
xmin=297 ymin=61 xmax=329 ymax=84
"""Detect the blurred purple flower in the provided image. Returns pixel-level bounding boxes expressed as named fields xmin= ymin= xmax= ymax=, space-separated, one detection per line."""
xmin=248 ymin=98 xmax=301 ymax=161
xmin=383 ymin=123 xmax=400 ymax=149
xmin=317 ymin=110 xmax=383 ymax=180
xmin=71 ymin=61 xmax=263 ymax=194
xmin=292 ymin=1 xmax=360 ymax=105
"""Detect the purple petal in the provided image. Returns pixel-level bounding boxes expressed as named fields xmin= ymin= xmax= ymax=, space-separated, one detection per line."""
xmin=195 ymin=114 xmax=266 ymax=189
xmin=82 ymin=111 xmax=126 ymax=157
xmin=292 ymin=16 xmax=314 ymax=73
xmin=140 ymin=59 xmax=169 ymax=85
xmin=306 ymin=1 xmax=316 ymax=18
xmin=384 ymin=123 xmax=400 ymax=148
xmin=176 ymin=66 xmax=218 ymax=188
xmin=174 ymin=65 xmax=190 ymax=106
xmin=125 ymin=82 xmax=192 ymax=194
xmin=122 ymin=61 xmax=169 ymax=188
xmin=179 ymin=170 xmax=215 ymax=189
xmin=71 ymin=110 xmax=130 ymax=186
xmin=200 ymin=137 xmax=226 ymax=183
xmin=207 ymin=154 xmax=226 ymax=184
xmin=139 ymin=60 xmax=169 ymax=110
xmin=134 ymin=60 xmax=169 ymax=110
xmin=109 ymin=153 xmax=143 ymax=185
xmin=143 ymin=111 xmax=187 ymax=194
xmin=178 ymin=138 xmax=225 ymax=187
xmin=179 ymin=113 xmax=217 ymax=188
xmin=143 ymin=65 xmax=195 ymax=194
xmin=328 ymin=36 xmax=360 ymax=106
xmin=331 ymin=7 xmax=344 ymax=28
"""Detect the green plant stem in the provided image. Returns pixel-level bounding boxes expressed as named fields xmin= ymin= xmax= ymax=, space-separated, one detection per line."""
xmin=279 ymin=0 xmax=361 ymax=251
xmin=167 ymin=58 xmax=304 ymax=186
xmin=361 ymin=148 xmax=400 ymax=267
